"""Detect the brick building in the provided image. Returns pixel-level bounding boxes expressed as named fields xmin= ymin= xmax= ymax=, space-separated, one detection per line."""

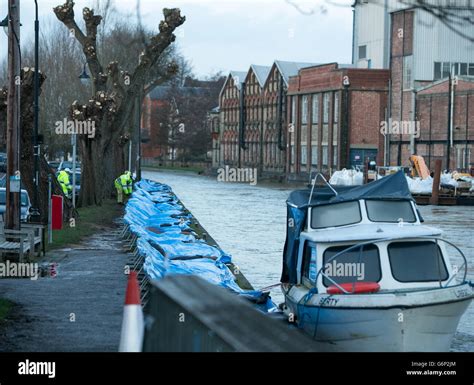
xmin=262 ymin=61 xmax=316 ymax=175
xmin=219 ymin=71 xmax=246 ymax=167
xmin=141 ymin=87 xmax=169 ymax=159
xmin=218 ymin=61 xmax=315 ymax=176
xmin=141 ymin=85 xmax=214 ymax=162
xmin=241 ymin=65 xmax=271 ymax=169
xmin=415 ymin=77 xmax=474 ymax=171
xmin=386 ymin=6 xmax=474 ymax=169
xmin=287 ymin=63 xmax=389 ymax=179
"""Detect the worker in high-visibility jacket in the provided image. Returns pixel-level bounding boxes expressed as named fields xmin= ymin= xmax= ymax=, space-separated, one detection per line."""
xmin=57 ymin=168 xmax=72 ymax=197
xmin=115 ymin=171 xmax=133 ymax=204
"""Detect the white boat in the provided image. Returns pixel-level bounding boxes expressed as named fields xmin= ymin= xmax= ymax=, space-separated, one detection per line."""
xmin=280 ymin=171 xmax=473 ymax=352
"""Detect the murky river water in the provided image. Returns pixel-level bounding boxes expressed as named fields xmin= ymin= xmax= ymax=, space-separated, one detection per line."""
xmin=143 ymin=170 xmax=473 ymax=351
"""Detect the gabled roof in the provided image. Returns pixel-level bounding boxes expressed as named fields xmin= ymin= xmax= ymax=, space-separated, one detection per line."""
xmin=249 ymin=64 xmax=271 ymax=88
xmin=229 ymin=71 xmax=247 ymax=89
xmin=274 ymin=60 xmax=319 ymax=86
xmin=218 ymin=70 xmax=247 ymax=103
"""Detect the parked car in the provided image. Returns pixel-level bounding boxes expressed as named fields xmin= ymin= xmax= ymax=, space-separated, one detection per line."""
xmin=48 ymin=161 xmax=61 ymax=173
xmin=58 ymin=161 xmax=81 ymax=173
xmin=0 ymin=187 xmax=32 ymax=222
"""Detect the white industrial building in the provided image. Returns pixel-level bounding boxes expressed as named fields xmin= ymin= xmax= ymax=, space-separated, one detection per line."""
xmin=352 ymin=0 xmax=474 ymax=83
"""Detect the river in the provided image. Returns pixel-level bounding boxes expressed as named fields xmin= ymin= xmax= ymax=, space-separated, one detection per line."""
xmin=142 ymin=169 xmax=473 ymax=352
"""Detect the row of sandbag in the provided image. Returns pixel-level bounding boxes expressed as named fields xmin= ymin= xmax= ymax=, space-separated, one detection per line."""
xmin=124 ymin=179 xmax=275 ymax=308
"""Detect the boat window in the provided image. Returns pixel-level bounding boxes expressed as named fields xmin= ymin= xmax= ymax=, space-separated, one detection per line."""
xmin=322 ymin=244 xmax=381 ymax=287
xmin=365 ymin=200 xmax=416 ymax=223
xmin=302 ymin=243 xmax=317 ymax=284
xmin=388 ymin=241 xmax=448 ymax=282
xmin=311 ymin=201 xmax=361 ymax=229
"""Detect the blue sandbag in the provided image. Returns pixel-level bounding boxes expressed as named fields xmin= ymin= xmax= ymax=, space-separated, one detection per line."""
xmin=126 ymin=179 xmax=277 ymax=308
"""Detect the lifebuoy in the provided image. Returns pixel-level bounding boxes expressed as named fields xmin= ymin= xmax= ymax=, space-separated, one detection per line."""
xmin=327 ymin=282 xmax=380 ymax=294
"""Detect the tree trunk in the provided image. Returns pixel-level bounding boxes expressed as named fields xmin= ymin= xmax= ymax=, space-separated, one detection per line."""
xmin=0 ymin=68 xmax=75 ymax=224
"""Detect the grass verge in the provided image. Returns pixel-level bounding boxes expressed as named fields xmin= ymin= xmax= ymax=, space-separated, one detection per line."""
xmin=46 ymin=199 xmax=123 ymax=251
xmin=0 ymin=298 xmax=12 ymax=322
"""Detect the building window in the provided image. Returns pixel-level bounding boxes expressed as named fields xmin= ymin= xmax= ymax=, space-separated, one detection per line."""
xmin=434 ymin=62 xmax=441 ymax=80
xmin=442 ymin=62 xmax=451 ymax=78
xmin=301 ymin=146 xmax=307 ymax=165
xmin=358 ymin=45 xmax=367 ymax=60
xmin=434 ymin=62 xmax=455 ymax=80
xmin=291 ymin=145 xmax=295 ymax=164
xmin=301 ymin=125 xmax=307 ymax=143
xmin=469 ymin=63 xmax=474 ymax=76
xmin=311 ymin=145 xmax=318 ymax=166
xmin=333 ymin=92 xmax=339 ymax=123
xmin=311 ymin=125 xmax=318 ymax=145
xmin=301 ymin=95 xmax=308 ymax=124
xmin=322 ymin=145 xmax=328 ymax=166
xmin=333 ymin=145 xmax=338 ymax=168
xmin=460 ymin=63 xmax=468 ymax=76
xmin=403 ymin=55 xmax=413 ymax=89
xmin=291 ymin=96 xmax=296 ymax=126
xmin=323 ymin=93 xmax=330 ymax=124
xmin=312 ymin=94 xmax=319 ymax=124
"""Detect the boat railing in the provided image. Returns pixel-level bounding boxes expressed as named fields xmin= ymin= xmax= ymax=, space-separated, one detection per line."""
xmin=314 ymin=236 xmax=469 ymax=294
xmin=307 ymin=172 xmax=338 ymax=206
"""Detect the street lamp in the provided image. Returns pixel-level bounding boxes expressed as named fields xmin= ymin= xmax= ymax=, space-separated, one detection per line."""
xmin=0 ymin=15 xmax=21 ymax=36
xmin=0 ymin=16 xmax=7 ymax=36
xmin=30 ymin=0 xmax=41 ymax=222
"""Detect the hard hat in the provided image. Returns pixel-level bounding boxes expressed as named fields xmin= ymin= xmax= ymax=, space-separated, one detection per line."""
xmin=64 ymin=168 xmax=72 ymax=173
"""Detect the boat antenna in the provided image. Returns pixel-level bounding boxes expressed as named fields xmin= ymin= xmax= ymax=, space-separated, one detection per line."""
xmin=308 ymin=172 xmax=338 ymax=206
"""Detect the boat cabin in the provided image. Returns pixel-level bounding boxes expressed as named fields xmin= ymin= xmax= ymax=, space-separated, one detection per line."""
xmin=282 ymin=172 xmax=457 ymax=295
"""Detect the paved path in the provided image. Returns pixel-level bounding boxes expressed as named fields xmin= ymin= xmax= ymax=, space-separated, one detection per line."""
xmin=0 ymin=226 xmax=129 ymax=352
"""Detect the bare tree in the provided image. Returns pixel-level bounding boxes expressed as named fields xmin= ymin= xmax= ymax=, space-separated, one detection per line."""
xmin=53 ymin=0 xmax=185 ymax=206
xmin=0 ymin=69 xmax=76 ymax=223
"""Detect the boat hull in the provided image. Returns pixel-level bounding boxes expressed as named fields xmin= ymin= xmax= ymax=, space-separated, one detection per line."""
xmin=284 ymin=285 xmax=473 ymax=352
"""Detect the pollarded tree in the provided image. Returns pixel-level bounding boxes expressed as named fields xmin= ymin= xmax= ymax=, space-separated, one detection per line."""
xmin=53 ymin=1 xmax=185 ymax=206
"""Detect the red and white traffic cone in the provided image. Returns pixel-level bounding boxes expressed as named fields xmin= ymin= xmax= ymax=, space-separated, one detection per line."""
xmin=119 ymin=271 xmax=144 ymax=352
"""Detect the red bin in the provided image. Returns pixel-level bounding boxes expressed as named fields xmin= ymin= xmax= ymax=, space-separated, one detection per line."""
xmin=51 ymin=195 xmax=63 ymax=230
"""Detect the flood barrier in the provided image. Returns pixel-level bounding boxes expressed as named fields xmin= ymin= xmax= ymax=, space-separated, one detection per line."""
xmin=124 ymin=179 xmax=276 ymax=311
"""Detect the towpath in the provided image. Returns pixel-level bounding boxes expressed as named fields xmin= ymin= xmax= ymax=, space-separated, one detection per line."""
xmin=0 ymin=225 xmax=129 ymax=352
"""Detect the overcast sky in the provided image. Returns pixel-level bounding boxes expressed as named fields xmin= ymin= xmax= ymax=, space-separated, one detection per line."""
xmin=0 ymin=0 xmax=354 ymax=77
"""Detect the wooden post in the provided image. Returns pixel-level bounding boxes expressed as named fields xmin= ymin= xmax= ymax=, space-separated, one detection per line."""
xmin=430 ymin=159 xmax=442 ymax=205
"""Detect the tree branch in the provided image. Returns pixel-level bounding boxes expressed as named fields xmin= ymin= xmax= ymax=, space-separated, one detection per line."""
xmin=53 ymin=1 xmax=107 ymax=91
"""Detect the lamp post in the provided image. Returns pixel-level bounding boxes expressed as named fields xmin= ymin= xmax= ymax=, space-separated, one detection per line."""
xmin=5 ymin=0 xmax=21 ymax=231
xmin=30 ymin=0 xmax=41 ymax=222
xmin=73 ymin=63 xmax=91 ymax=207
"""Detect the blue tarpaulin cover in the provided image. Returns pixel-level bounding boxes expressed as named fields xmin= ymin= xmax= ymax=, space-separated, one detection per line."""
xmin=281 ymin=171 xmax=413 ymax=283
xmin=125 ymin=179 xmax=276 ymax=311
